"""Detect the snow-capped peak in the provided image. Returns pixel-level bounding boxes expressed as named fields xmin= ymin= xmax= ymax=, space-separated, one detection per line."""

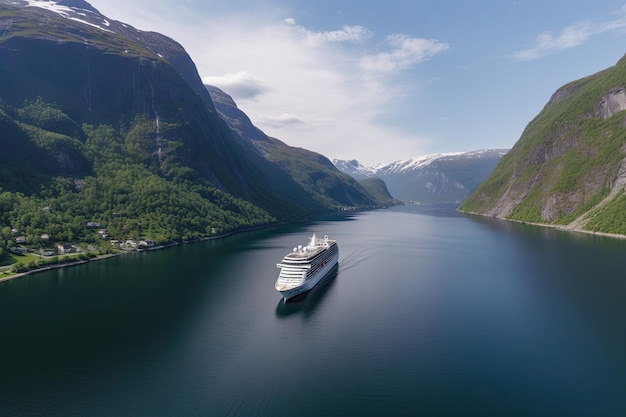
xmin=334 ymin=149 xmax=509 ymax=177
xmin=24 ymin=0 xmax=74 ymax=14
xmin=21 ymin=0 xmax=112 ymax=32
xmin=332 ymin=158 xmax=377 ymax=178
xmin=372 ymin=152 xmax=464 ymax=174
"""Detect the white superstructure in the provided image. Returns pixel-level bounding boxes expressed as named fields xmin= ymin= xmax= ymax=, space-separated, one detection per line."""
xmin=275 ymin=234 xmax=338 ymax=300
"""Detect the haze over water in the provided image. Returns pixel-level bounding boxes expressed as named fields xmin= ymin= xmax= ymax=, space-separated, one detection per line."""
xmin=1 ymin=204 xmax=625 ymax=416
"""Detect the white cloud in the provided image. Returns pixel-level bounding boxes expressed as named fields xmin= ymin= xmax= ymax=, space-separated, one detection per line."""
xmin=285 ymin=18 xmax=373 ymax=45
xmin=511 ymin=8 xmax=626 ymax=61
xmin=202 ymin=72 xmax=269 ymax=100
xmin=309 ymin=25 xmax=372 ymax=43
xmin=359 ymin=34 xmax=450 ymax=74
xmin=258 ymin=113 xmax=305 ymax=127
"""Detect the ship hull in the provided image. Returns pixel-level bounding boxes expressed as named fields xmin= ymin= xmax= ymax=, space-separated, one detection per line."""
xmin=278 ymin=251 xmax=339 ymax=301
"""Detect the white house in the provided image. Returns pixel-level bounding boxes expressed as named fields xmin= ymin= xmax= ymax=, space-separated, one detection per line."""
xmin=57 ymin=244 xmax=76 ymax=254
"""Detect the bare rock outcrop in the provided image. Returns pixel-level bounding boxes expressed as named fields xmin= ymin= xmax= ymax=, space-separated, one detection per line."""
xmin=595 ymin=87 xmax=626 ymax=119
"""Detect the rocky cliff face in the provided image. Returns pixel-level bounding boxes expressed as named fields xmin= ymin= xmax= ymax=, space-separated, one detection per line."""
xmin=0 ymin=1 xmax=240 ymax=189
xmin=459 ymin=52 xmax=626 ymax=236
xmin=595 ymin=87 xmax=626 ymax=119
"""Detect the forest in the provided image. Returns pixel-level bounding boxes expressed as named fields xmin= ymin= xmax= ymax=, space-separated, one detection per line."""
xmin=0 ymin=98 xmax=276 ymax=268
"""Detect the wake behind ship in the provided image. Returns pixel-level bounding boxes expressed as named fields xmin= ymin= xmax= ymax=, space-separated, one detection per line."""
xmin=275 ymin=234 xmax=339 ymax=300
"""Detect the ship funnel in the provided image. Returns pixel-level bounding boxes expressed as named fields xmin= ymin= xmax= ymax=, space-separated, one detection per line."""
xmin=309 ymin=233 xmax=317 ymax=247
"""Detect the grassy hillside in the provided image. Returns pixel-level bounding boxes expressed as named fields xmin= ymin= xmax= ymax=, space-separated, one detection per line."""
xmin=258 ymin=137 xmax=379 ymax=208
xmin=358 ymin=178 xmax=402 ymax=206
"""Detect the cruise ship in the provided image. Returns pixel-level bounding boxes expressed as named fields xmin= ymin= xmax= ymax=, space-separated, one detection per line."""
xmin=275 ymin=234 xmax=339 ymax=300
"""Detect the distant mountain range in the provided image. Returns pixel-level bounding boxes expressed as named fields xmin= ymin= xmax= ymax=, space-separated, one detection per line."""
xmin=334 ymin=150 xmax=508 ymax=203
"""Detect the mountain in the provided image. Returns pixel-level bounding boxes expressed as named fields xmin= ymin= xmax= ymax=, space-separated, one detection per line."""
xmin=357 ymin=178 xmax=401 ymax=206
xmin=458 ymin=53 xmax=626 ymax=236
xmin=206 ymin=85 xmax=384 ymax=208
xmin=332 ymin=159 xmax=378 ymax=179
xmin=0 ymin=0 xmax=380 ymax=249
xmin=334 ymin=150 xmax=507 ymax=203
xmin=0 ymin=0 xmax=324 ymax=218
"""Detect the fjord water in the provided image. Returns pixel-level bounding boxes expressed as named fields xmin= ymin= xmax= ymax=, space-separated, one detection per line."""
xmin=1 ymin=205 xmax=626 ymax=417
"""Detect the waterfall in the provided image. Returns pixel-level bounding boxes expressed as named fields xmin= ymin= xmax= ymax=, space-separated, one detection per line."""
xmin=150 ymin=68 xmax=163 ymax=169
xmin=84 ymin=39 xmax=92 ymax=111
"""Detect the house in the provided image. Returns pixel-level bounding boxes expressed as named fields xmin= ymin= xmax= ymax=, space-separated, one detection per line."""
xmin=42 ymin=206 xmax=51 ymax=213
xmin=98 ymin=229 xmax=108 ymax=239
xmin=41 ymin=233 xmax=50 ymax=241
xmin=42 ymin=250 xmax=56 ymax=256
xmin=138 ymin=240 xmax=155 ymax=248
xmin=86 ymin=221 xmax=101 ymax=227
xmin=57 ymin=244 xmax=76 ymax=254
xmin=15 ymin=236 xmax=27 ymax=244
xmin=124 ymin=240 xmax=138 ymax=249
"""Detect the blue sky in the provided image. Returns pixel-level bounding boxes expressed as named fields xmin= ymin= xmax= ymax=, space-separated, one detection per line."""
xmin=88 ymin=0 xmax=626 ymax=165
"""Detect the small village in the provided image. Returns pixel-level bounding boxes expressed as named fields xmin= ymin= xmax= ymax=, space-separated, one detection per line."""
xmin=2 ymin=219 xmax=157 ymax=276
xmin=10 ymin=221 xmax=155 ymax=255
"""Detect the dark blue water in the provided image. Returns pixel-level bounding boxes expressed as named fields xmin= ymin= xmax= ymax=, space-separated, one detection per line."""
xmin=1 ymin=204 xmax=626 ymax=416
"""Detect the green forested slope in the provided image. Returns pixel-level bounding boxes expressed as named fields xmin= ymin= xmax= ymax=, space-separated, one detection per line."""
xmin=0 ymin=98 xmax=274 ymax=260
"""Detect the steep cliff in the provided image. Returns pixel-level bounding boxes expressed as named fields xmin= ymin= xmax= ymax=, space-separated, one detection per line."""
xmin=459 ymin=53 xmax=626 ymax=236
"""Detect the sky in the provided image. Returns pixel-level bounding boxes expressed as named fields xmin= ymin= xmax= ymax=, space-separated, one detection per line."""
xmin=87 ymin=0 xmax=626 ymax=166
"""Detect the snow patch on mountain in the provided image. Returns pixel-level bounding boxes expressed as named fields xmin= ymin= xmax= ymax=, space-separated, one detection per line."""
xmin=335 ymin=150 xmax=507 ymax=178
xmin=372 ymin=152 xmax=464 ymax=175
xmin=333 ymin=149 xmax=509 ymax=202
xmin=22 ymin=0 xmax=112 ymax=32
xmin=331 ymin=159 xmax=377 ymax=178
xmin=24 ymin=0 xmax=72 ymax=14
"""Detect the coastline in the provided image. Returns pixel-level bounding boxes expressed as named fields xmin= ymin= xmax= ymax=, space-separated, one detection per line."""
xmin=0 ymin=240 xmax=203 ymax=284
xmin=0 ymin=221 xmax=290 ymax=285
xmin=0 ymin=254 xmax=116 ymax=284
xmin=457 ymin=209 xmax=626 ymax=240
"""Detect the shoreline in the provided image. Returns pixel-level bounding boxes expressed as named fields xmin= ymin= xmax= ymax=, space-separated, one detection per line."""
xmin=0 ymin=221 xmax=293 ymax=285
xmin=0 ymin=254 xmax=117 ymax=284
xmin=458 ymin=209 xmax=626 ymax=240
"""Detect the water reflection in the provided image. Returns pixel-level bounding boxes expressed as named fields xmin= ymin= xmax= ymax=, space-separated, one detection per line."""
xmin=397 ymin=203 xmax=461 ymax=217
xmin=275 ymin=265 xmax=338 ymax=319
xmin=462 ymin=210 xmax=626 ymax=246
